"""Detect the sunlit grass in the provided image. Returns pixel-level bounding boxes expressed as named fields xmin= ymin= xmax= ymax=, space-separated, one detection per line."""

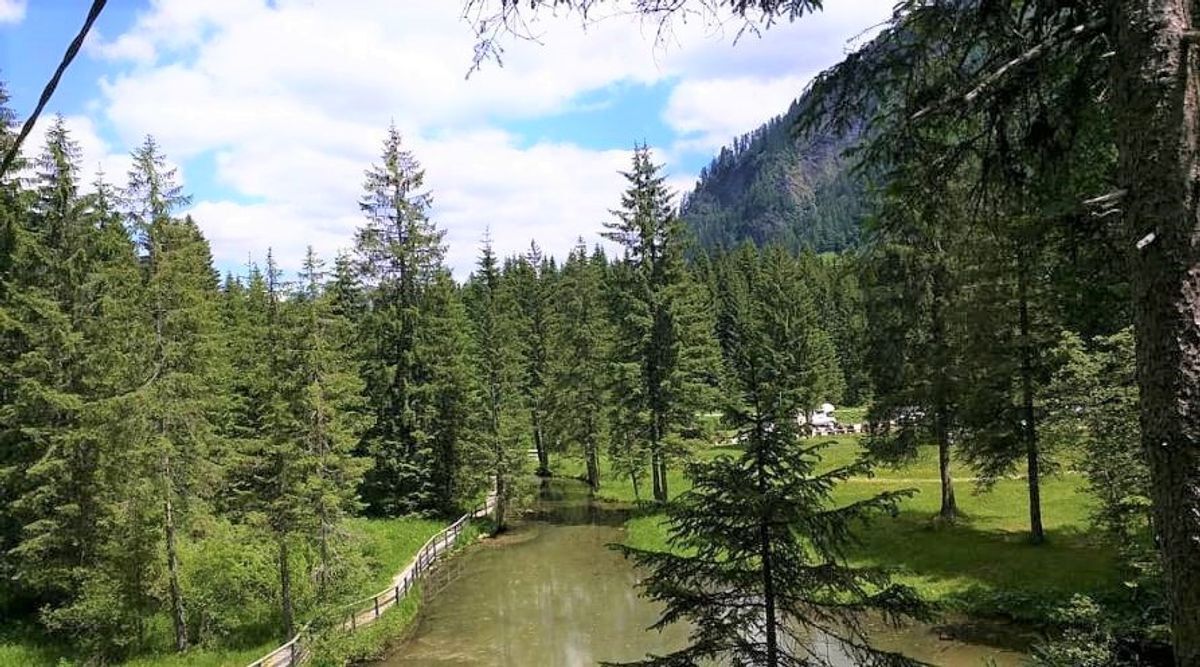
xmin=0 ymin=516 xmax=446 ymax=667
xmin=581 ymin=435 xmax=1117 ymax=620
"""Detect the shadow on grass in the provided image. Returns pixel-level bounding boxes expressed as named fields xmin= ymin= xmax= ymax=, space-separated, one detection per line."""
xmin=848 ymin=509 xmax=1117 ymax=620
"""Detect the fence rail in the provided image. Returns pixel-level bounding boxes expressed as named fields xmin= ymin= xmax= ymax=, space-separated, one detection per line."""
xmin=247 ymin=494 xmax=496 ymax=667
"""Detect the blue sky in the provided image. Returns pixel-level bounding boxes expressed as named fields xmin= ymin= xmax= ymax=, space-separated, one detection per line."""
xmin=1 ymin=0 xmax=891 ymax=277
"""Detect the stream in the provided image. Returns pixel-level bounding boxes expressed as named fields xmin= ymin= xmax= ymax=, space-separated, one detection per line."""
xmin=376 ymin=479 xmax=1033 ymax=666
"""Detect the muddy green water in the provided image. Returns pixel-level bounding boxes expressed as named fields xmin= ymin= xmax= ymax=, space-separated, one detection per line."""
xmin=378 ymin=480 xmax=1032 ymax=666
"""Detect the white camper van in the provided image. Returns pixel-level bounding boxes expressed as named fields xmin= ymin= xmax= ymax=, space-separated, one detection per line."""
xmin=799 ymin=403 xmax=838 ymax=428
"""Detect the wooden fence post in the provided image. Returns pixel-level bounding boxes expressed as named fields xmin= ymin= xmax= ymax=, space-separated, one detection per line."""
xmin=374 ymin=595 xmax=380 ymax=618
xmin=289 ymin=641 xmax=296 ymax=664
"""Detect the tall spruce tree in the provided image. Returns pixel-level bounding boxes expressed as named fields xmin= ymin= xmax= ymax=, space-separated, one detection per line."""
xmin=954 ymin=223 xmax=1059 ymax=544
xmin=616 ymin=245 xmax=924 ymax=667
xmin=295 ymin=247 xmax=371 ymax=600
xmin=0 ymin=82 xmax=22 ymax=580
xmin=47 ymin=167 xmax=155 ymax=657
xmin=510 ymin=241 xmax=557 ymax=476
xmin=415 ymin=269 xmax=475 ymax=510
xmin=604 ymin=145 xmax=717 ymax=502
xmin=4 ymin=116 xmax=100 ymax=610
xmin=463 ymin=237 xmax=525 ymax=530
xmin=354 ymin=125 xmax=455 ymax=515
xmin=861 ymin=164 xmax=971 ymax=523
xmin=124 ymin=137 xmax=224 ymax=651
xmin=551 ymin=240 xmax=611 ymax=490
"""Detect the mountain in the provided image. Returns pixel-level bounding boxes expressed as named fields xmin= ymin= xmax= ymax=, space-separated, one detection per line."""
xmin=680 ymin=97 xmax=866 ymax=252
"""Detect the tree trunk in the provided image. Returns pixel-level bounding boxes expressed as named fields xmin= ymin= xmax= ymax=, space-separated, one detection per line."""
xmin=650 ymin=449 xmax=664 ymax=502
xmin=1114 ymin=2 xmax=1200 ymax=662
xmin=494 ymin=471 xmax=507 ymax=532
xmin=279 ymin=537 xmax=294 ymax=639
xmin=1016 ymin=252 xmax=1045 ymax=545
xmin=753 ymin=422 xmax=779 ymax=666
xmin=930 ymin=264 xmax=957 ymax=522
xmin=318 ymin=512 xmax=331 ymax=600
xmin=163 ymin=455 xmax=188 ymax=652
xmin=585 ymin=434 xmax=599 ymax=490
xmin=935 ymin=422 xmax=958 ymax=522
xmin=658 ymin=457 xmax=669 ymax=501
xmin=630 ymin=469 xmax=640 ymax=501
xmin=532 ymin=410 xmax=549 ymax=476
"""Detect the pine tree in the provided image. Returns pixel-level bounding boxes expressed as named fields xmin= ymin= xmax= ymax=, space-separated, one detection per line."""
xmin=414 ymin=269 xmax=475 ymax=511
xmin=463 ymin=237 xmax=525 ymax=530
xmin=42 ymin=167 xmax=155 ymax=656
xmin=615 ymin=245 xmax=925 ymax=667
xmin=604 ymin=145 xmax=718 ymax=503
xmin=861 ymin=173 xmax=969 ymax=524
xmin=354 ymin=125 xmax=455 ymax=516
xmin=551 ymin=240 xmax=611 ymax=490
xmin=509 ymin=241 xmax=557 ymax=476
xmin=124 ymin=137 xmax=224 ymax=651
xmin=955 ymin=224 xmax=1059 ymax=544
xmin=4 ymin=116 xmax=100 ymax=609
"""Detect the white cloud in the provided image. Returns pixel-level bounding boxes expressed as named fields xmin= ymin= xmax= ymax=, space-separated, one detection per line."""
xmin=0 ymin=0 xmax=26 ymax=24
xmin=664 ymin=75 xmax=810 ymax=154
xmin=83 ymin=0 xmax=893 ymax=276
xmin=21 ymin=114 xmax=132 ymax=191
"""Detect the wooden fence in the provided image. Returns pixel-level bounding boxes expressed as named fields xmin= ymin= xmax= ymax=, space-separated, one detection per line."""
xmin=247 ymin=494 xmax=496 ymax=667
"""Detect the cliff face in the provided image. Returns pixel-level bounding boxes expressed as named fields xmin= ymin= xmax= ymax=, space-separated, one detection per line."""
xmin=680 ymin=96 xmax=865 ymax=252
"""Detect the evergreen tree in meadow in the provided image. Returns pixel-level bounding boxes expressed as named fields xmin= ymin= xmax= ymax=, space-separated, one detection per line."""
xmin=354 ymin=125 xmax=456 ymax=515
xmin=124 ymin=137 xmax=225 ymax=651
xmin=463 ymin=237 xmax=526 ymax=530
xmin=3 ymin=116 xmax=104 ymax=611
xmin=954 ymin=222 xmax=1059 ymax=545
xmin=551 ymin=240 xmax=611 ymax=490
xmin=616 ymin=245 xmax=925 ymax=667
xmin=604 ymin=145 xmax=718 ymax=503
xmin=294 ymin=247 xmax=371 ymax=600
xmin=860 ymin=167 xmax=970 ymax=524
xmin=508 ymin=241 xmax=558 ymax=476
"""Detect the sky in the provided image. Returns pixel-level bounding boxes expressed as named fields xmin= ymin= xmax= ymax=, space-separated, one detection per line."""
xmin=0 ymin=0 xmax=893 ymax=278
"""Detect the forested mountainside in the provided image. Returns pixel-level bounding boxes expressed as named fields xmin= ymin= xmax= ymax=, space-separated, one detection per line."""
xmin=680 ymin=96 xmax=865 ymax=252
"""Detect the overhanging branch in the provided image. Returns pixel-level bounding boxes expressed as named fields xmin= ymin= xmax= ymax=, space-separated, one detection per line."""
xmin=0 ymin=0 xmax=107 ymax=179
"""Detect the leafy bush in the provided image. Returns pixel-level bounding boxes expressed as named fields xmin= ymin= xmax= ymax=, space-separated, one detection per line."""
xmin=179 ymin=518 xmax=278 ymax=646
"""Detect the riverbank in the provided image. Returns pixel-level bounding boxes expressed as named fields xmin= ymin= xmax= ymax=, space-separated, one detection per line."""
xmin=306 ymin=516 xmax=490 ymax=667
xmin=0 ymin=516 xmax=445 ymax=667
xmin=561 ymin=436 xmax=1118 ymax=624
xmin=371 ymin=477 xmax=1035 ymax=666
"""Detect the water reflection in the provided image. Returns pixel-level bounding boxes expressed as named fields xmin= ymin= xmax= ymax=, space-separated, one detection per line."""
xmin=379 ymin=481 xmax=691 ymax=666
xmin=377 ymin=479 xmax=1030 ymax=667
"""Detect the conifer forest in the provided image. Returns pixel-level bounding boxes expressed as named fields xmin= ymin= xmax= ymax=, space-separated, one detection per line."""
xmin=0 ymin=1 xmax=1198 ymax=666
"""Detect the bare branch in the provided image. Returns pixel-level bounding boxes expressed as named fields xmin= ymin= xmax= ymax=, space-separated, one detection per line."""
xmin=0 ymin=0 xmax=107 ymax=178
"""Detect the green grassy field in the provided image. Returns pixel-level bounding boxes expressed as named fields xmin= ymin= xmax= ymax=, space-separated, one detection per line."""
xmin=562 ymin=435 xmax=1116 ymax=621
xmin=0 ymin=516 xmax=445 ymax=667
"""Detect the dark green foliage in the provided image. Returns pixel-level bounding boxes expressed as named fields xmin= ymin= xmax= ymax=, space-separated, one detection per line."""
xmin=507 ymin=242 xmax=558 ymax=476
xmin=614 ymin=245 xmax=925 ymax=667
xmin=605 ymin=146 xmax=720 ymax=503
xmin=353 ymin=125 xmax=468 ymax=516
xmin=681 ymin=101 xmax=865 ymax=253
xmin=462 ymin=237 xmax=526 ymax=529
xmin=551 ymin=240 xmax=612 ymax=490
